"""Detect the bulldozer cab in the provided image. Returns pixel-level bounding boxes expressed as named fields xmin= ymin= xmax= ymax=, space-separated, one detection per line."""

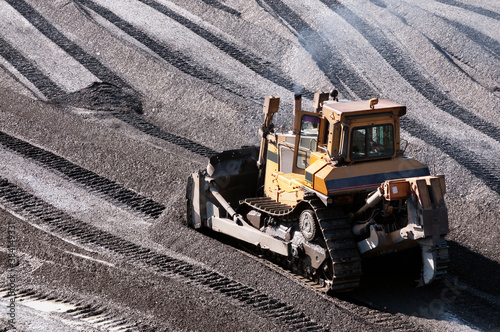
xmin=290 ymin=97 xmax=405 ymax=173
xmin=330 ymin=99 xmax=404 ymax=162
xmin=262 ymin=94 xmax=415 ymax=202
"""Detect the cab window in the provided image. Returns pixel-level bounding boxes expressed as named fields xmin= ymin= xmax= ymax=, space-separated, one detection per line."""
xmin=350 ymin=124 xmax=394 ymax=160
xmin=296 ymin=115 xmax=320 ymax=169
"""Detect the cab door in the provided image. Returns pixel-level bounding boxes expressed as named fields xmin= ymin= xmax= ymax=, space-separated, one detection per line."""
xmin=292 ymin=112 xmax=323 ymax=174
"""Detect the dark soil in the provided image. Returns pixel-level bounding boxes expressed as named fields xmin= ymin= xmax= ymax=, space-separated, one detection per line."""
xmin=0 ymin=0 xmax=498 ymax=331
xmin=52 ymin=82 xmax=144 ymax=114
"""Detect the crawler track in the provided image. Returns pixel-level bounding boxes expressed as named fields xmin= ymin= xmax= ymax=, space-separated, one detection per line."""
xmin=322 ymin=0 xmax=500 ymax=143
xmin=309 ymin=200 xmax=362 ymax=292
xmin=262 ymin=1 xmax=500 ymax=196
xmin=0 ymin=131 xmax=165 ymax=220
xmin=266 ymin=0 xmax=500 ymax=144
xmin=0 ymin=1 xmax=497 ymax=331
xmin=0 ymin=178 xmax=328 ymax=332
xmin=6 ymin=0 xmax=499 ymax=201
xmin=237 ymin=235 xmax=500 ymax=332
xmin=241 ymin=198 xmax=362 ymax=291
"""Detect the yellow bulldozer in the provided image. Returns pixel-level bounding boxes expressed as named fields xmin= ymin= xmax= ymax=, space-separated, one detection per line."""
xmin=186 ymin=91 xmax=449 ymax=291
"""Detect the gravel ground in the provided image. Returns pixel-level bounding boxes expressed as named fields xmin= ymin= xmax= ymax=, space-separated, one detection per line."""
xmin=0 ymin=0 xmax=499 ymax=331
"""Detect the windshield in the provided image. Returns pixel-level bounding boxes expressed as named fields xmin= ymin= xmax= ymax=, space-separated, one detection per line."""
xmin=350 ymin=124 xmax=394 ymax=160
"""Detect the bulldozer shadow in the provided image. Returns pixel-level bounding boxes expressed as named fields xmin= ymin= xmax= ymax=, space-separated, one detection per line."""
xmin=336 ymin=240 xmax=500 ymax=331
xmin=446 ymin=241 xmax=500 ymax=296
xmin=200 ymin=225 xmax=500 ymax=330
xmin=357 ymin=245 xmax=424 ymax=288
xmin=334 ymin=239 xmax=500 ymax=295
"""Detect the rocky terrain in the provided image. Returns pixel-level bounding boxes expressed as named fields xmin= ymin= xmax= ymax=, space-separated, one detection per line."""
xmin=0 ymin=0 xmax=499 ymax=331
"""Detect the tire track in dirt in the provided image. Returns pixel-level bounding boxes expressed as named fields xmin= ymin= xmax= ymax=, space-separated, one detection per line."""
xmin=199 ymin=0 xmax=242 ymax=16
xmin=381 ymin=7 xmax=498 ymax=92
xmin=0 ymin=36 xmax=64 ymax=99
xmin=402 ymin=117 xmax=500 ymax=196
xmin=0 ymin=62 xmax=40 ymax=98
xmin=261 ymin=0 xmax=377 ymax=100
xmin=0 ymin=289 xmax=155 ymax=331
xmin=266 ymin=0 xmax=500 ymax=196
xmin=258 ymin=239 xmax=500 ymax=331
xmin=321 ymin=0 xmax=500 ymax=143
xmin=422 ymin=36 xmax=484 ymax=88
xmin=236 ymin=247 xmax=421 ymax=332
xmin=433 ymin=0 xmax=500 ymax=21
xmin=74 ymin=0 xmax=248 ymax=99
xmin=114 ymin=112 xmax=219 ymax=158
xmin=2 ymin=0 xmax=220 ymax=159
xmin=137 ymin=0 xmax=314 ymax=98
xmin=0 ymin=130 xmax=166 ymax=219
xmin=438 ymin=16 xmax=500 ymax=59
xmin=394 ymin=1 xmax=500 ymax=76
xmin=0 ymin=178 xmax=329 ymax=332
xmin=5 ymin=0 xmax=129 ymax=89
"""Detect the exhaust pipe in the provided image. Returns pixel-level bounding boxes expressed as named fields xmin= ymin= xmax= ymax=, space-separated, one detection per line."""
xmin=313 ymin=92 xmax=329 ymax=112
xmin=293 ymin=94 xmax=302 ymax=135
xmin=257 ymin=96 xmax=279 ymax=169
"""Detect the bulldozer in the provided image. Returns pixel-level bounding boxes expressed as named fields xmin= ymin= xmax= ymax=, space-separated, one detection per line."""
xmin=186 ymin=91 xmax=449 ymax=291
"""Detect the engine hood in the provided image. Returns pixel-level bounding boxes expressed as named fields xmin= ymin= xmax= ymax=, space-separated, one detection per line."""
xmin=305 ymin=157 xmax=430 ymax=195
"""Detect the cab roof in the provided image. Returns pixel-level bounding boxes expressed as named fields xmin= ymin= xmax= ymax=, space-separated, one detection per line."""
xmin=322 ymin=99 xmax=406 ymax=119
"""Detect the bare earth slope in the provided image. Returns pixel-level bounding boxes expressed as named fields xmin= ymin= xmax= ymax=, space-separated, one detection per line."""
xmin=0 ymin=0 xmax=499 ymax=331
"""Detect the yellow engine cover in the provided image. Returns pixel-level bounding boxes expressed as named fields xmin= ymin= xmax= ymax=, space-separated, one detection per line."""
xmin=305 ymin=157 xmax=430 ymax=196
